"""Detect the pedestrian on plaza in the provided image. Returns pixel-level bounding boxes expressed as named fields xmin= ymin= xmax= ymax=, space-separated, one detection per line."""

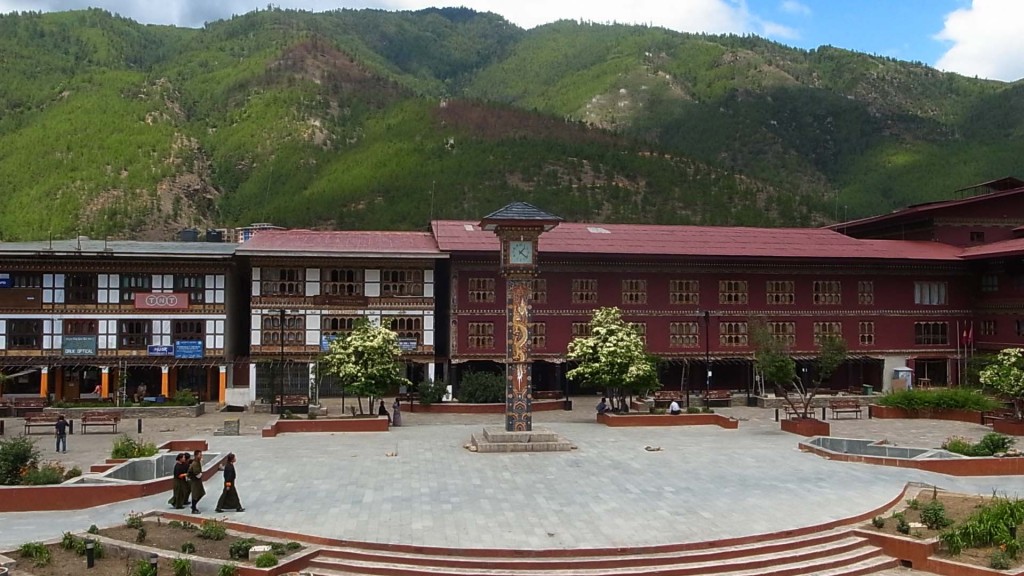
xmin=54 ymin=415 xmax=68 ymax=453
xmin=168 ymin=453 xmax=190 ymax=509
xmin=215 ymin=453 xmax=245 ymax=513
xmin=392 ymin=398 xmax=402 ymax=427
xmin=188 ymin=450 xmax=206 ymax=514
xmin=668 ymin=399 xmax=682 ymax=415
xmin=378 ymin=399 xmax=391 ymax=424
xmin=596 ymin=397 xmax=610 ymax=414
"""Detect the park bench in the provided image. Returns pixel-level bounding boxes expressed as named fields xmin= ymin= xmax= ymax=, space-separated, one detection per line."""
xmin=784 ymin=402 xmax=811 ymax=419
xmin=81 ymin=411 xmax=121 ymax=433
xmin=533 ymin=390 xmax=563 ymax=400
xmin=652 ymin=390 xmax=680 ymax=408
xmin=982 ymin=407 xmax=1017 ymax=426
xmin=23 ymin=412 xmax=61 ymax=434
xmin=13 ymin=397 xmax=47 ymax=417
xmin=273 ymin=394 xmax=309 ymax=414
xmin=828 ymin=399 xmax=863 ymax=419
xmin=703 ymin=390 xmax=732 ymax=407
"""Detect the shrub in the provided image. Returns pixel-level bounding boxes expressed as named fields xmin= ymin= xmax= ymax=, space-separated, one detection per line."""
xmin=228 ymin=538 xmax=257 ymax=560
xmin=920 ymin=500 xmax=952 ymax=530
xmin=61 ymin=532 xmax=77 ymax=550
xmin=417 ymin=379 xmax=447 ymax=405
xmin=171 ymin=389 xmax=197 ymax=406
xmin=943 ymin=433 xmax=1015 ymax=456
xmin=134 ymin=558 xmax=158 ymax=576
xmin=285 ymin=541 xmax=302 ymax=551
xmin=941 ymin=495 xmax=1024 ymax=555
xmin=64 ymin=465 xmax=83 ymax=480
xmin=181 ymin=541 xmax=196 ymax=553
xmin=0 ymin=435 xmax=40 ymax=485
xmin=456 ymin=371 xmax=504 ymax=404
xmin=991 ymin=550 xmax=1013 ymax=570
xmin=19 ymin=542 xmax=51 ymax=566
xmin=173 ymin=557 xmax=193 ymax=576
xmin=254 ymin=552 xmax=278 ymax=568
xmin=871 ymin=516 xmax=885 ymax=528
xmin=125 ymin=511 xmax=144 ymax=529
xmin=22 ymin=462 xmax=66 ymax=485
xmin=218 ymin=563 xmax=238 ymax=576
xmin=87 ymin=524 xmax=100 ymax=534
xmin=906 ymin=498 xmax=920 ymax=510
xmin=136 ymin=527 xmax=147 ymax=543
xmin=686 ymin=407 xmax=701 ymax=414
xmin=942 ymin=436 xmax=972 ymax=455
xmin=167 ymin=520 xmax=183 ymax=529
xmin=198 ymin=520 xmax=227 ymax=541
xmin=896 ymin=516 xmax=911 ymax=534
xmin=877 ymin=388 xmax=1000 ymax=412
xmin=111 ymin=435 xmax=159 ymax=459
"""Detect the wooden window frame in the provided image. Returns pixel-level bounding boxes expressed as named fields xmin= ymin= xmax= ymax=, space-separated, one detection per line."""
xmin=64 ymin=319 xmax=98 ymax=335
xmin=119 ymin=274 xmax=152 ymax=303
xmin=321 ymin=315 xmax=359 ymax=337
xmin=530 ymin=321 xmax=546 ymax=349
xmin=858 ymin=281 xmax=874 ymax=305
xmin=981 ymin=275 xmax=999 ymax=293
xmin=718 ymin=280 xmax=748 ymax=305
xmin=118 ymin=319 xmax=152 ymax=350
xmin=669 ymin=321 xmax=699 ymax=348
xmin=322 ymin=268 xmax=364 ymax=297
xmin=172 ymin=320 xmax=204 ymax=341
xmin=813 ymin=321 xmax=843 ymax=345
xmin=389 ymin=316 xmax=424 ymax=346
xmin=914 ymin=281 xmax=948 ymax=306
xmin=261 ymin=268 xmax=305 ymax=297
xmin=720 ymin=321 xmax=748 ymax=346
xmin=572 ymin=279 xmax=598 ymax=304
xmin=467 ymin=322 xmax=494 ymax=349
xmin=381 ymin=269 xmax=424 ymax=297
xmin=621 ymin=279 xmax=647 ymax=305
xmin=766 ymin=281 xmax=795 ymax=305
xmin=859 ymin=321 xmax=875 ymax=346
xmin=262 ymin=314 xmax=305 ymax=345
xmin=914 ymin=322 xmax=948 ymax=345
xmin=531 ymin=279 xmax=547 ymax=304
xmin=174 ymin=274 xmax=206 ymax=304
xmin=980 ymin=320 xmax=997 ymax=336
xmin=468 ymin=277 xmax=496 ymax=303
xmin=669 ymin=280 xmax=699 ymax=305
xmin=8 ymin=319 xmax=43 ymax=350
xmin=572 ymin=322 xmax=592 ymax=338
xmin=65 ymin=273 xmax=98 ymax=304
xmin=768 ymin=321 xmax=795 ymax=346
xmin=812 ymin=280 xmax=842 ymax=305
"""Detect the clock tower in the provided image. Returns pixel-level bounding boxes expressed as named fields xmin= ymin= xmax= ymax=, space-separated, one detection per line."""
xmin=480 ymin=202 xmax=562 ymax=432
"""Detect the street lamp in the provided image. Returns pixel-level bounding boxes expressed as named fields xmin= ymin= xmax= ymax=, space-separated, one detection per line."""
xmin=703 ymin=310 xmax=711 ymax=397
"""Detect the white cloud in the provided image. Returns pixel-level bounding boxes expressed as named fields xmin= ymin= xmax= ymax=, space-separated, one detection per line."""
xmin=0 ymin=0 xmax=793 ymax=40
xmin=780 ymin=0 xmax=810 ymax=16
xmin=935 ymin=0 xmax=1024 ymax=81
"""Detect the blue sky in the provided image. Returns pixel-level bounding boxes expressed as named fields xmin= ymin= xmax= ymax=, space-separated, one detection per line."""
xmin=1 ymin=0 xmax=1022 ymax=81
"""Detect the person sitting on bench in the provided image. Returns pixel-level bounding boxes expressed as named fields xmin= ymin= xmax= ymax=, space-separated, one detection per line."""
xmin=668 ymin=400 xmax=682 ymax=415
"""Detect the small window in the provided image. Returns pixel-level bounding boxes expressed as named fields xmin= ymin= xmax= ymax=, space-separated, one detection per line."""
xmin=980 ymin=320 xmax=996 ymax=336
xmin=859 ymin=322 xmax=874 ymax=346
xmin=172 ymin=320 xmax=204 ymax=341
xmin=467 ymin=322 xmax=494 ymax=349
xmin=669 ymin=280 xmax=699 ymax=305
xmin=915 ymin=322 xmax=948 ymax=345
xmin=621 ymin=280 xmax=647 ymax=305
xmin=468 ymin=278 xmax=496 ymax=303
xmin=813 ymin=322 xmax=842 ymax=345
xmin=174 ymin=274 xmax=206 ymax=304
xmin=628 ymin=322 xmax=646 ymax=344
xmin=531 ymin=279 xmax=547 ymax=304
xmin=719 ymin=321 xmax=747 ymax=346
xmin=261 ymin=268 xmax=305 ymax=296
xmin=914 ymin=282 xmax=947 ymax=305
xmin=669 ymin=322 xmax=699 ymax=348
xmin=8 ymin=319 xmax=42 ymax=350
xmin=766 ymin=281 xmax=795 ymax=305
xmin=572 ymin=279 xmax=598 ymax=304
xmin=65 ymin=273 xmax=98 ymax=304
xmin=981 ymin=275 xmax=999 ymax=293
xmin=118 ymin=320 xmax=152 ymax=349
xmin=970 ymin=231 xmax=985 ymax=243
xmin=812 ymin=280 xmax=842 ymax=305
xmin=530 ymin=322 xmax=546 ymax=349
xmin=571 ymin=322 xmax=592 ymax=338
xmin=381 ymin=269 xmax=424 ymax=297
xmin=718 ymin=280 xmax=748 ymax=305
xmin=120 ymin=274 xmax=152 ymax=303
xmin=322 ymin=268 xmax=363 ymax=297
xmin=768 ymin=321 xmax=795 ymax=346
xmin=262 ymin=314 xmax=305 ymax=344
xmin=858 ymin=281 xmax=874 ymax=305
xmin=389 ymin=316 xmax=423 ymax=347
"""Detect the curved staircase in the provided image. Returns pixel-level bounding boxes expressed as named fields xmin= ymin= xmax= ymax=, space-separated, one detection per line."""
xmin=297 ymin=527 xmax=898 ymax=576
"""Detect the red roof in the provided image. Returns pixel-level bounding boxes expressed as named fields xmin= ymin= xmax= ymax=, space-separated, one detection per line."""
xmin=828 ymin=184 xmax=1024 ymax=232
xmin=960 ymin=237 xmax=1024 ymax=260
xmin=237 ymin=230 xmax=444 ymax=257
xmin=431 ymin=221 xmax=963 ymax=261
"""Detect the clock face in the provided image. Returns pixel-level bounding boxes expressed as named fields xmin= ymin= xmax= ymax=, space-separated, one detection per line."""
xmin=508 ymin=240 xmax=534 ymax=265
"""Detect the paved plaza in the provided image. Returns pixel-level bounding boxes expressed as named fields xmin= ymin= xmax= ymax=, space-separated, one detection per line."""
xmin=3 ymin=399 xmax=1024 ymax=553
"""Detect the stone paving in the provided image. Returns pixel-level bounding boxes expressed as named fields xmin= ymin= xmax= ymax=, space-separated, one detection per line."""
xmin=2 ymin=398 xmax=1024 ymax=554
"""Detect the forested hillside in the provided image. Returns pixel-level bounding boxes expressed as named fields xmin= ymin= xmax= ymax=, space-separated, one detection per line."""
xmin=0 ymin=7 xmax=1020 ymax=241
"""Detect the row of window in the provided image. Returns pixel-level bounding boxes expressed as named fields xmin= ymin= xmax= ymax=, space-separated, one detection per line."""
xmin=466 ymin=279 xmax=949 ymax=306
xmin=5 ymin=272 xmax=213 ymax=304
xmin=261 ymin=268 xmax=425 ymax=297
xmin=5 ymin=319 xmax=205 ymax=350
xmin=258 ymin=314 xmax=426 ymax=346
xmin=460 ymin=321 xmax=953 ymax=349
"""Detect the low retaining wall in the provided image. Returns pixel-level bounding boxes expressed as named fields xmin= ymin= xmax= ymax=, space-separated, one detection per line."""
xmin=799 ymin=441 xmax=1024 ymax=476
xmin=868 ymin=405 xmax=984 ymax=425
xmin=0 ymin=440 xmax=216 ymax=513
xmin=781 ymin=418 xmax=830 ymax=437
xmin=402 ymin=399 xmax=565 ymax=414
xmin=856 ymin=529 xmax=1009 ymax=576
xmin=43 ymin=403 xmax=206 ymax=419
xmin=758 ymin=395 xmax=874 ymax=409
xmin=597 ymin=412 xmax=739 ymax=429
xmin=262 ymin=416 xmax=389 ymax=437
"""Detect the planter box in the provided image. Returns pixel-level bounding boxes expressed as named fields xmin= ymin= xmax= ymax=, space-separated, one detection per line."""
xmin=781 ymin=418 xmax=830 ymax=437
xmin=45 ymin=404 xmax=205 ymax=419
xmin=993 ymin=418 xmax=1024 ymax=436
xmin=597 ymin=412 xmax=739 ymax=429
xmin=869 ymin=405 xmax=983 ymax=425
xmin=262 ymin=416 xmax=389 ymax=437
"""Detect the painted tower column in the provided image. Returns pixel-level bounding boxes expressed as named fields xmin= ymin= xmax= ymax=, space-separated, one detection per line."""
xmin=218 ymin=365 xmax=227 ymax=404
xmin=101 ymin=366 xmax=110 ymax=398
xmin=161 ymin=366 xmax=170 ymax=398
xmin=39 ymin=366 xmax=49 ymax=399
xmin=480 ymin=202 xmax=562 ymax=433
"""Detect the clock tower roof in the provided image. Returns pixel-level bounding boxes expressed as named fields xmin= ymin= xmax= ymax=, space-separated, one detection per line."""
xmin=479 ymin=202 xmax=562 ymax=231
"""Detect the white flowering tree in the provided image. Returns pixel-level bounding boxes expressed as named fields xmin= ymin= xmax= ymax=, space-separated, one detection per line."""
xmin=321 ymin=318 xmax=410 ymax=414
xmin=980 ymin=348 xmax=1024 ymax=420
xmin=566 ymin=307 xmax=660 ymax=407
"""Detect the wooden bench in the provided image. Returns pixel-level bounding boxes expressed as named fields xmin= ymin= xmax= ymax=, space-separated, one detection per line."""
xmin=13 ymin=397 xmax=47 ymax=417
xmin=81 ymin=411 xmax=121 ymax=433
xmin=783 ymin=403 xmax=811 ymax=419
xmin=828 ymin=399 xmax=863 ymax=419
xmin=23 ymin=412 xmax=60 ymax=434
xmin=652 ymin=391 xmax=681 ymax=408
xmin=703 ymin=390 xmax=732 ymax=407
xmin=273 ymin=395 xmax=309 ymax=414
xmin=983 ymin=408 xmax=1016 ymax=426
xmin=533 ymin=390 xmax=563 ymax=400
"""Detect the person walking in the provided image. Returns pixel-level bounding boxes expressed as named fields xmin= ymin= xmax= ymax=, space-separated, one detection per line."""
xmin=168 ymin=453 xmax=190 ymax=509
xmin=215 ymin=453 xmax=245 ymax=513
xmin=378 ymin=399 xmax=391 ymax=424
xmin=188 ymin=450 xmax=206 ymax=514
xmin=391 ymin=398 xmax=402 ymax=427
xmin=54 ymin=415 xmax=68 ymax=453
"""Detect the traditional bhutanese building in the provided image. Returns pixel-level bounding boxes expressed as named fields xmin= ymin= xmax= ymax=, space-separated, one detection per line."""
xmin=0 ymin=239 xmax=238 ymax=402
xmin=233 ymin=230 xmax=446 ymax=405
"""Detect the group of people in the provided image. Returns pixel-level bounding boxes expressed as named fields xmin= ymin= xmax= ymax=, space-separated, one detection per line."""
xmin=377 ymin=399 xmax=402 ymax=426
xmin=170 ymin=450 xmax=244 ymax=514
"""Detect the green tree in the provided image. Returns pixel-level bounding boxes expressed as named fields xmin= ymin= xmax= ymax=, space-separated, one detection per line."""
xmin=566 ymin=307 xmax=660 ymax=405
xmin=979 ymin=348 xmax=1024 ymax=420
xmin=814 ymin=334 xmax=848 ymax=387
xmin=750 ymin=317 xmax=796 ymax=398
xmin=321 ymin=317 xmax=409 ymax=414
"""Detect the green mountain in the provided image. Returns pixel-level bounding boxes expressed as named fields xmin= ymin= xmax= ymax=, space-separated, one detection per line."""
xmin=0 ymin=7 xmax=1020 ymax=241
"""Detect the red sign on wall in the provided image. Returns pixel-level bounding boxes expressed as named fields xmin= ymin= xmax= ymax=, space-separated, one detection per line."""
xmin=134 ymin=292 xmax=190 ymax=310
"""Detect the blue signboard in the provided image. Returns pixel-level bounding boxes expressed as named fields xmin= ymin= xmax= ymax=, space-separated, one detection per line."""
xmin=63 ymin=335 xmax=98 ymax=356
xmin=174 ymin=340 xmax=204 ymax=359
xmin=320 ymin=334 xmax=338 ymax=352
xmin=148 ymin=345 xmax=174 ymax=357
xmin=0 ymin=273 xmax=9 ymax=288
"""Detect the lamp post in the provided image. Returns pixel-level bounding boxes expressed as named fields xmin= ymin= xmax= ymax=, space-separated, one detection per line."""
xmin=703 ymin=310 xmax=711 ymax=397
